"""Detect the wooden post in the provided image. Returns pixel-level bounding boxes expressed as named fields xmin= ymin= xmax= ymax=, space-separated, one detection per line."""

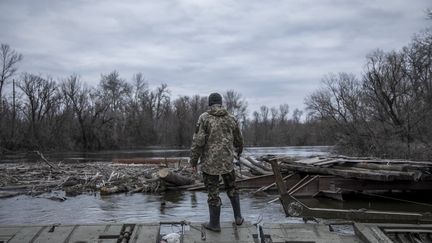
xmin=269 ymin=159 xmax=290 ymax=216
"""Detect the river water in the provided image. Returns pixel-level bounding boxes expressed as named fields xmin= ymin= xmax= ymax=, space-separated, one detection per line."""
xmin=1 ymin=146 xmax=431 ymax=226
xmin=0 ymin=146 xmax=331 ymax=225
xmin=0 ymin=146 xmax=331 ymax=163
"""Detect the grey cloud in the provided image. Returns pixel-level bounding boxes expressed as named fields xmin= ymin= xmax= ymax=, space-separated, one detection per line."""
xmin=0 ymin=0 xmax=430 ymax=113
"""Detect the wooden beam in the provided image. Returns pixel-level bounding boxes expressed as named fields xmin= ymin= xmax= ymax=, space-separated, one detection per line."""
xmin=288 ymin=175 xmax=320 ymax=196
xmin=279 ymin=193 xmax=432 ymax=223
xmin=269 ymin=160 xmax=290 ymax=216
xmin=280 ymin=163 xmax=419 ymax=181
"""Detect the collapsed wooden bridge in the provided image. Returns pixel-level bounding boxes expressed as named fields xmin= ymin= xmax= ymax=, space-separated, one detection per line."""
xmin=264 ymin=155 xmax=432 ymax=199
xmin=264 ymin=155 xmax=432 ymax=224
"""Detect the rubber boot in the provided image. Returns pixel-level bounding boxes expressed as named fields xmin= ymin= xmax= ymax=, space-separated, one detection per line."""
xmin=202 ymin=204 xmax=221 ymax=232
xmin=229 ymin=194 xmax=244 ymax=225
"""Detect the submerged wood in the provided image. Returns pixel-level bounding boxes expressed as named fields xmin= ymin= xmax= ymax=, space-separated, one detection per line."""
xmin=100 ymin=185 xmax=128 ymax=195
xmin=158 ymin=168 xmax=194 ymax=186
xmin=238 ymin=157 xmax=272 ymax=175
xmin=245 ymin=156 xmax=272 ymax=172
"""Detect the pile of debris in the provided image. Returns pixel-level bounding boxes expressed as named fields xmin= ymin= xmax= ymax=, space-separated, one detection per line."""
xmin=0 ymin=161 xmax=198 ymax=200
xmin=0 ymin=154 xmax=276 ymax=200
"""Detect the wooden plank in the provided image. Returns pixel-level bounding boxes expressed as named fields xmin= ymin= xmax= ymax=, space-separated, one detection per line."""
xmin=289 ymin=175 xmax=320 ymax=196
xmin=331 ymin=165 xmax=421 ymax=180
xmin=183 ymin=222 xmax=255 ymax=243
xmin=265 ymin=223 xmax=349 ymax=243
xmin=238 ymin=157 xmax=272 ymax=175
xmin=280 ymin=192 xmax=432 ymax=223
xmin=8 ymin=226 xmax=43 ymax=243
xmin=129 ymin=223 xmax=159 ymax=243
xmin=384 ymin=229 xmax=432 ymax=233
xmin=287 ymin=175 xmax=310 ymax=194
xmin=66 ymin=225 xmax=115 ymax=242
xmin=0 ymin=226 xmax=21 ymax=237
xmin=314 ymin=190 xmax=344 ymax=201
xmin=235 ymin=174 xmax=275 ymax=189
xmin=0 ymin=226 xmax=22 ymax=242
xmin=329 ymin=158 xmax=432 ymax=166
xmin=254 ymin=174 xmax=295 ymax=193
xmin=269 ymin=160 xmax=290 ymax=216
xmin=280 ymin=163 xmax=417 ymax=181
xmin=32 ymin=225 xmax=76 ymax=243
xmin=354 ymin=223 xmax=393 ymax=243
xmin=244 ymin=156 xmax=272 ymax=172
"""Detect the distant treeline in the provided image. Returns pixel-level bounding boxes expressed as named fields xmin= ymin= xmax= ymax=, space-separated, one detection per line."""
xmin=1 ymin=28 xmax=431 ymax=161
xmin=0 ymin=47 xmax=331 ymax=151
xmin=306 ymin=29 xmax=432 ymax=160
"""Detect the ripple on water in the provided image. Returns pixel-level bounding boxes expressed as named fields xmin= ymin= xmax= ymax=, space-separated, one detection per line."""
xmin=0 ymin=191 xmax=296 ymax=225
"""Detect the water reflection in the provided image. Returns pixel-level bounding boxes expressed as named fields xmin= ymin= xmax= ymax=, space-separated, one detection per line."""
xmin=0 ymin=191 xmax=291 ymax=225
xmin=0 ymin=146 xmax=333 ymax=163
xmin=2 ymin=189 xmax=431 ymax=225
xmin=190 ymin=192 xmax=197 ymax=208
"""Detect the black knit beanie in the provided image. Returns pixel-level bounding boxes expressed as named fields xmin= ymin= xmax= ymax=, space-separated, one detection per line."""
xmin=208 ymin=93 xmax=222 ymax=106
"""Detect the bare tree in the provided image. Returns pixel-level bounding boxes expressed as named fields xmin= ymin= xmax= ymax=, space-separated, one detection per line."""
xmin=18 ymin=73 xmax=59 ymax=146
xmin=61 ymin=74 xmax=94 ymax=149
xmin=278 ymin=104 xmax=289 ymax=124
xmin=223 ymin=90 xmax=248 ymax=123
xmin=0 ymin=44 xmax=23 ymax=112
xmin=292 ymin=109 xmax=303 ymax=124
xmin=270 ymin=107 xmax=279 ymax=129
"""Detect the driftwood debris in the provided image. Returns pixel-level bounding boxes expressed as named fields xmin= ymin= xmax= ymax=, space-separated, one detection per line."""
xmin=0 ymin=161 xmax=198 ymax=197
xmin=238 ymin=157 xmax=272 ymax=175
xmin=158 ymin=168 xmax=194 ymax=186
xmin=113 ymin=158 xmax=187 ymax=165
xmin=34 ymin=151 xmax=57 ymax=169
xmin=245 ymin=156 xmax=272 ymax=172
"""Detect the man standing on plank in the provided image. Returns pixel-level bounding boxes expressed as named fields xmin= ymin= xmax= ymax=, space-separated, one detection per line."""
xmin=190 ymin=92 xmax=244 ymax=232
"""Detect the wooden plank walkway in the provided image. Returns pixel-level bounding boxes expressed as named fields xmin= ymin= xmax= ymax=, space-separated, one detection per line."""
xmin=1 ymin=221 xmax=431 ymax=242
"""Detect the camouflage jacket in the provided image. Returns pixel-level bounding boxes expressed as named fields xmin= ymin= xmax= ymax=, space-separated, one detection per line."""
xmin=190 ymin=104 xmax=243 ymax=175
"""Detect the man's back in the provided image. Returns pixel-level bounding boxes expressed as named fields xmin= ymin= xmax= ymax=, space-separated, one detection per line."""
xmin=190 ymin=104 xmax=243 ymax=175
xmin=189 ymin=93 xmax=245 ymax=232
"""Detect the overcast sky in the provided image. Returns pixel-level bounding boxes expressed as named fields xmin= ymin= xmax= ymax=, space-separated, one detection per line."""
xmin=0 ymin=0 xmax=430 ymax=114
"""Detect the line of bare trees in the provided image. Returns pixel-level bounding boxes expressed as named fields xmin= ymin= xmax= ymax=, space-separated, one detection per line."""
xmin=3 ymin=28 xmax=430 ymax=159
xmin=306 ymin=29 xmax=432 ymax=160
xmin=0 ymin=44 xmax=330 ymax=152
